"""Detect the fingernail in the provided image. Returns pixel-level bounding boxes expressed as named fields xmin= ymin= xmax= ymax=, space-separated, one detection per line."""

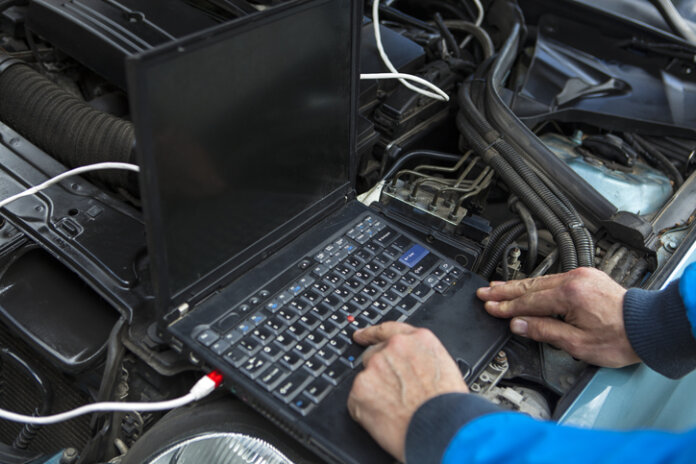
xmin=489 ymin=281 xmax=506 ymax=287
xmin=510 ymin=318 xmax=528 ymax=336
xmin=353 ymin=328 xmax=364 ymax=337
xmin=484 ymin=301 xmax=499 ymax=311
xmin=477 ymin=287 xmax=490 ymax=296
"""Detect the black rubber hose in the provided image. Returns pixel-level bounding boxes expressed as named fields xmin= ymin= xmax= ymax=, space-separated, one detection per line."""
xmin=479 ymin=223 xmax=526 ymax=279
xmin=512 ymin=200 xmax=538 ymax=275
xmin=0 ymin=53 xmax=136 ymax=191
xmin=477 ymin=217 xmax=521 ymax=271
xmin=481 ymin=23 xmax=618 ymax=225
xmin=434 ymin=13 xmax=461 ymax=58
xmin=457 ymin=113 xmax=578 ymax=271
xmin=469 ymin=51 xmax=596 ymax=266
xmin=457 ymin=80 xmax=582 ymax=270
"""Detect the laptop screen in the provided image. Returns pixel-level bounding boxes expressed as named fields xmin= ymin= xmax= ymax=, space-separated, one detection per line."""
xmin=128 ymin=0 xmax=355 ymax=304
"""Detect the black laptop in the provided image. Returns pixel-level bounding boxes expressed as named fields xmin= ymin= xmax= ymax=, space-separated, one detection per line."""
xmin=126 ymin=1 xmax=508 ymax=462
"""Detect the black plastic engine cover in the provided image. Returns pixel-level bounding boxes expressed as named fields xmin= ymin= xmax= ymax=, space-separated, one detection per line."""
xmin=27 ymin=0 xmax=220 ymax=88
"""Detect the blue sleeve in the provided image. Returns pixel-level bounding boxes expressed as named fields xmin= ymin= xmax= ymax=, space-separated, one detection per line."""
xmin=680 ymin=262 xmax=696 ymax=338
xmin=443 ymin=412 xmax=696 ymax=464
xmin=624 ymin=269 xmax=696 ymax=379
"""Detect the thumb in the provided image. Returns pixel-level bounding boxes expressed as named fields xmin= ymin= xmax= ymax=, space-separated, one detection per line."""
xmin=511 ymin=316 xmax=583 ymax=355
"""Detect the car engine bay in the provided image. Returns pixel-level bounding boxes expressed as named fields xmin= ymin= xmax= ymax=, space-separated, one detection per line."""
xmin=0 ymin=0 xmax=695 ymax=462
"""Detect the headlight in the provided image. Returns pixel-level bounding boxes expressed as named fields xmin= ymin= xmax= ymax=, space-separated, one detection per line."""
xmin=146 ymin=432 xmax=295 ymax=464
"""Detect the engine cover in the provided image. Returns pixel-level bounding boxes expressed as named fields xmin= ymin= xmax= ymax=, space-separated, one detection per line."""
xmin=27 ymin=0 xmax=220 ymax=88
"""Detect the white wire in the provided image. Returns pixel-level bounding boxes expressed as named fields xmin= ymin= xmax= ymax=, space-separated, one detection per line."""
xmin=460 ymin=0 xmax=485 ymax=48
xmin=364 ymin=0 xmax=450 ymax=102
xmin=0 ymin=162 xmax=140 ymax=209
xmin=0 ymin=394 xmax=196 ymax=425
xmin=0 ymin=373 xmax=219 ymax=425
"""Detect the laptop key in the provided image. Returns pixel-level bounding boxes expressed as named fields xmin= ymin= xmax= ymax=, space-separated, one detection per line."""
xmin=277 ymin=309 xmax=298 ymax=323
xmin=392 ymin=235 xmax=412 ymax=251
xmin=355 ymin=249 xmax=373 ymax=263
xmin=332 ymin=285 xmax=352 ymax=302
xmin=261 ymin=343 xmax=283 ymax=362
xmin=381 ymin=291 xmax=400 ymax=304
xmin=350 ymin=293 xmax=371 ymax=309
xmin=363 ymin=261 xmax=383 ymax=275
xmin=381 ymin=268 xmax=399 ymax=282
xmin=353 ymin=269 xmax=373 ymax=284
xmin=323 ymin=272 xmax=343 ymax=286
xmin=434 ymin=281 xmax=449 ymax=294
xmin=280 ymin=351 xmax=303 ymax=370
xmin=396 ymin=296 xmax=420 ymax=314
xmin=360 ymin=285 xmax=380 ymax=300
xmin=301 ymin=289 xmax=321 ymax=304
xmin=210 ymin=339 xmax=231 ymax=356
xmin=364 ymin=241 xmax=380 ymax=254
xmin=344 ymin=256 xmax=362 ymax=270
xmin=241 ymin=355 xmax=269 ymax=379
xmin=224 ymin=347 xmax=248 ymax=368
xmin=383 ymin=309 xmax=404 ymax=322
xmin=374 ymin=227 xmax=399 ymax=247
xmin=196 ymin=329 xmax=219 ymax=347
xmin=299 ymin=313 xmax=321 ymax=330
xmin=304 ymin=377 xmax=332 ymax=403
xmin=275 ymin=370 xmax=312 ymax=403
xmin=287 ymin=323 xmax=308 ymax=340
xmin=317 ymin=320 xmax=340 ymax=338
xmin=442 ymin=275 xmax=457 ymax=286
xmin=370 ymin=299 xmax=391 ymax=314
xmin=372 ymin=276 xmax=390 ymax=291
xmin=341 ymin=343 xmax=365 ymax=367
xmin=259 ymin=365 xmax=290 ymax=391
xmin=334 ymin=264 xmax=353 ymax=278
xmin=315 ymin=347 xmax=338 ymax=365
xmin=389 ymin=261 xmax=408 ymax=275
xmin=450 ymin=267 xmax=464 ymax=278
xmin=310 ymin=303 xmax=332 ymax=320
xmin=411 ymin=283 xmax=434 ymax=302
xmin=312 ymin=280 xmax=333 ymax=296
xmin=305 ymin=330 xmax=326 ymax=348
xmin=424 ymin=275 xmax=440 ymax=287
xmin=289 ymin=299 xmax=310 ymax=314
xmin=290 ymin=393 xmax=315 ymax=416
xmin=400 ymin=274 xmax=418 ymax=286
xmin=224 ymin=328 xmax=245 ymax=345
xmin=411 ymin=254 xmax=440 ymax=276
xmin=274 ymin=333 xmax=295 ymax=351
xmin=304 ymin=355 xmax=326 ymax=376
xmin=265 ymin=317 xmax=287 ymax=334
xmin=323 ymin=360 xmax=350 ymax=385
xmin=293 ymin=340 xmax=316 ymax=359
xmin=344 ymin=277 xmax=363 ymax=291
xmin=327 ymin=337 xmax=349 ymax=355
xmin=312 ymin=264 xmax=330 ymax=277
xmin=322 ymin=294 xmax=343 ymax=309
xmin=252 ymin=326 xmax=274 ymax=344
xmin=360 ymin=308 xmax=382 ymax=324
xmin=239 ymin=338 xmax=261 ymax=355
xmin=432 ymin=267 xmax=447 ymax=279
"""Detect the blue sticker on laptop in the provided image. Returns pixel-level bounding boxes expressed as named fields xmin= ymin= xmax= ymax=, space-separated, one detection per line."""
xmin=399 ymin=244 xmax=429 ymax=268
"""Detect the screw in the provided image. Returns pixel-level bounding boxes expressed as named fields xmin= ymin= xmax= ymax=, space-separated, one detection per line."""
xmin=665 ymin=240 xmax=678 ymax=252
xmin=495 ymin=351 xmax=507 ymax=364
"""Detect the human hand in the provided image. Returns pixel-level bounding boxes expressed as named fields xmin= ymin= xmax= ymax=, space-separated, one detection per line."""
xmin=477 ymin=267 xmax=640 ymax=368
xmin=347 ymin=322 xmax=468 ymax=462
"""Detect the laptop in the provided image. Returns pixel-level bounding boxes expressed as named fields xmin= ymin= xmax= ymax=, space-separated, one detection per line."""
xmin=126 ymin=1 xmax=508 ymax=462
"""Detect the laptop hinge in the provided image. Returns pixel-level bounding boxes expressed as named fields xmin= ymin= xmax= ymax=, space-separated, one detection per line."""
xmin=163 ymin=302 xmax=190 ymax=325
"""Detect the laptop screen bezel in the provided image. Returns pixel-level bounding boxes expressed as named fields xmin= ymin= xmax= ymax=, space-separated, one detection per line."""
xmin=126 ymin=0 xmax=361 ymax=318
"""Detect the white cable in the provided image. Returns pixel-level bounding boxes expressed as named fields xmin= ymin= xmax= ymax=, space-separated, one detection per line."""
xmin=0 ymin=372 xmax=221 ymax=425
xmin=364 ymin=0 xmax=450 ymax=102
xmin=460 ymin=0 xmax=485 ymax=48
xmin=0 ymin=162 xmax=140 ymax=209
xmin=359 ymin=72 xmax=451 ymax=96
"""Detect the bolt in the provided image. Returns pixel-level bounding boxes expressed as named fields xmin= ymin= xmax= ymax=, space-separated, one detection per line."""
xmin=495 ymin=351 xmax=507 ymax=364
xmin=60 ymin=448 xmax=79 ymax=464
xmin=665 ymin=240 xmax=678 ymax=252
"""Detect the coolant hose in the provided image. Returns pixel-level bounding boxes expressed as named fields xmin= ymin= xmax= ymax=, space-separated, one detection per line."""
xmin=0 ymin=53 xmax=136 ymax=190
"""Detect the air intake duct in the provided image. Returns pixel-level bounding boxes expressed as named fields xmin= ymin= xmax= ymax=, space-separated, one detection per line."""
xmin=0 ymin=53 xmax=136 ymax=191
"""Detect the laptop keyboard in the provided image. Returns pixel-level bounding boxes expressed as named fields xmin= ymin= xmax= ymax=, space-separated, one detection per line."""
xmin=193 ymin=214 xmax=464 ymax=416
